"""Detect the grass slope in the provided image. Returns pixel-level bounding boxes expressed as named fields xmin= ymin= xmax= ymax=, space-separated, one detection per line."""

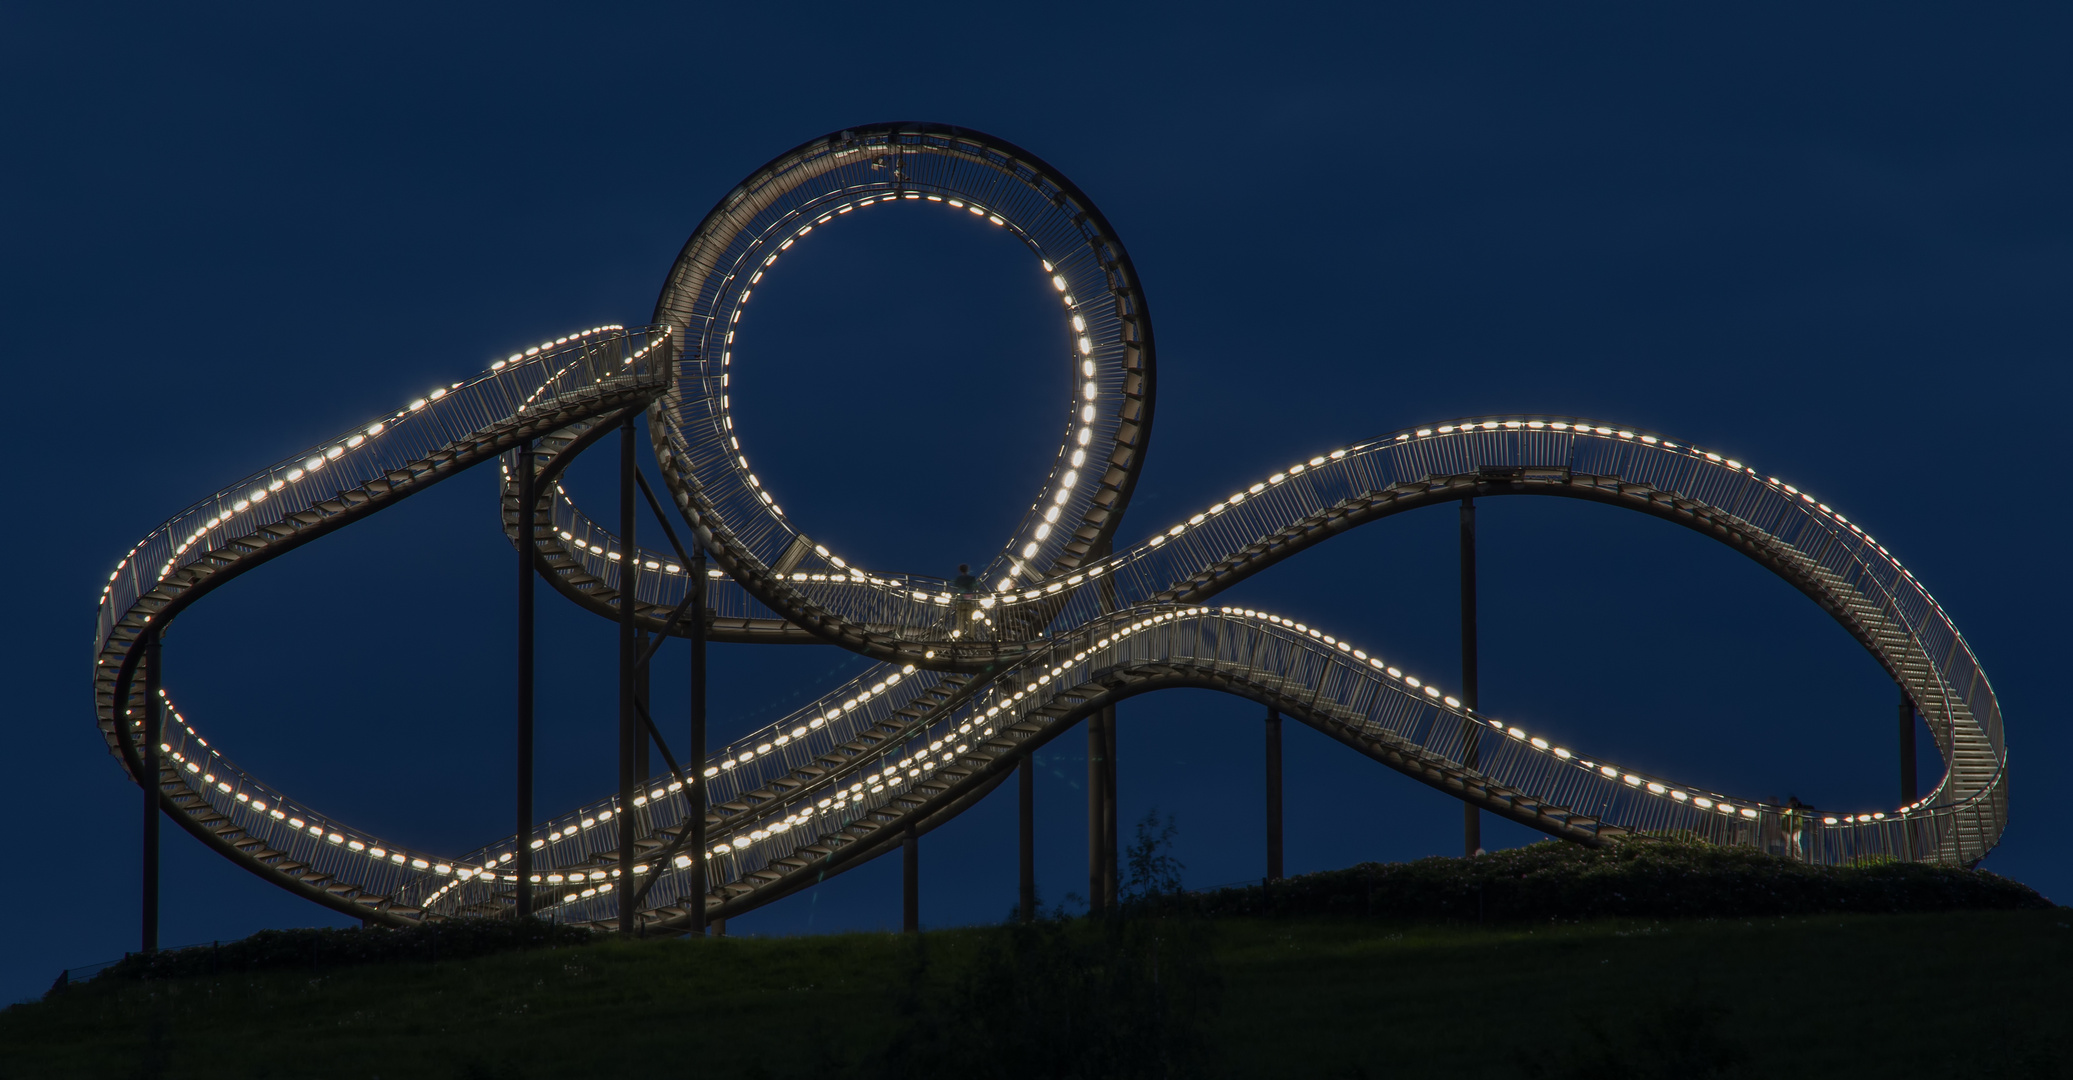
xmin=1187 ymin=835 xmax=2052 ymax=922
xmin=6 ymin=913 xmax=2069 ymax=1078
xmin=6 ymin=844 xmax=2063 ymax=1079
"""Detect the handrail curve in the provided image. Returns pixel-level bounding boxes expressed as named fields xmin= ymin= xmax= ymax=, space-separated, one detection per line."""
xmin=93 ymin=326 xmax=674 ymax=922
xmin=92 ymin=123 xmax=2007 ymax=932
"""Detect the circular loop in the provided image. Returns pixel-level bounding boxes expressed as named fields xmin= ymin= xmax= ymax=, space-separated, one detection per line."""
xmin=88 ymin=124 xmax=2008 ymax=936
xmin=648 ymin=123 xmax=1153 ymax=657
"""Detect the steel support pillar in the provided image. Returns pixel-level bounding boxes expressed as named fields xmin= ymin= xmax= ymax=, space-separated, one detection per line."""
xmin=1019 ymin=754 xmax=1036 ymax=923
xmin=1088 ymin=705 xmax=1117 ymax=913
xmin=515 ymin=441 xmax=536 ymax=920
xmin=1087 ymin=710 xmax=1103 ymax=915
xmin=1105 ymin=709 xmax=1118 ymax=906
xmin=689 ymin=543 xmax=708 ymax=935
xmin=634 ymin=628 xmax=651 ymax=781
xmin=1899 ymin=686 xmax=1918 ymax=805
xmin=617 ymin=417 xmax=637 ymax=934
xmin=1461 ymin=496 xmax=1481 ymax=857
xmin=902 ymin=827 xmax=919 ymax=933
xmin=141 ymin=628 xmax=161 ymax=954
xmin=1086 ymin=534 xmax=1119 ymax=914
xmin=1266 ymin=706 xmax=1284 ymax=883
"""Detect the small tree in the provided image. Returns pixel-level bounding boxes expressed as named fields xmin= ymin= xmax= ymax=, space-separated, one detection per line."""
xmin=1123 ymin=808 xmax=1184 ymax=903
xmin=868 ymin=806 xmax=1222 ymax=1078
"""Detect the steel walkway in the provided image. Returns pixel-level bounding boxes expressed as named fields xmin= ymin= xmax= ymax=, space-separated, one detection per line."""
xmin=92 ymin=123 xmax=2007 ymax=930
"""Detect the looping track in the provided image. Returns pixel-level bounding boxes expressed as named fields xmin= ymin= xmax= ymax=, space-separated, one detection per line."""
xmin=93 ymin=123 xmax=2007 ymax=930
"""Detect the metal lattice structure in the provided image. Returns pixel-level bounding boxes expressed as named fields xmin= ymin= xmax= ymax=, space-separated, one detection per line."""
xmin=94 ymin=123 xmax=2008 ymax=931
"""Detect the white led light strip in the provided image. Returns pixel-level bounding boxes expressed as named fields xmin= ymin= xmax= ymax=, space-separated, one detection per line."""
xmin=512 ymin=410 xmax=2007 ymax=923
xmin=706 ymin=191 xmax=1105 ymax=593
xmin=99 ymin=370 xmax=2010 ymax=929
xmin=91 ymin=124 xmax=2006 ymax=933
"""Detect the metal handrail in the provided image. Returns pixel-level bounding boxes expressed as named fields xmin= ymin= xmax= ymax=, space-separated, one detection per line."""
xmin=89 ymin=124 xmax=2008 ymax=934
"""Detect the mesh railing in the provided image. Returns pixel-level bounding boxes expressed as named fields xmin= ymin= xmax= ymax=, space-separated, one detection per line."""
xmin=651 ymin=125 xmax=1153 ymax=593
xmin=89 ymin=392 xmax=2008 ymax=931
xmin=92 ymin=325 xmax=675 ymax=916
xmin=658 ymin=602 xmax=1988 ymax=925
xmin=539 ymin=414 xmax=2007 ymax=874
xmin=95 ymin=325 xmax=673 ymax=652
xmin=87 ymin=153 xmax=2007 ymax=934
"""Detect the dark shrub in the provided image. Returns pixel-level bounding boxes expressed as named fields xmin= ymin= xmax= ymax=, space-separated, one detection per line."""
xmin=102 ymin=917 xmax=596 ymax=981
xmin=868 ymin=914 xmax=1222 ymax=1080
xmin=1182 ymin=836 xmax=2050 ymax=923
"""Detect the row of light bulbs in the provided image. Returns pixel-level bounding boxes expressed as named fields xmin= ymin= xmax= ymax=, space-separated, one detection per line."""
xmin=499 ymin=660 xmax=960 ymax=911
xmin=552 ymin=413 xmax=1947 ymax=648
xmin=106 ymin=342 xmax=1967 ymax=921
xmin=99 ymin=326 xmax=682 ymax=913
xmin=101 ymin=326 xmax=640 ymax=606
xmin=1203 ymin=607 xmax=1771 ymax=820
xmin=514 ymin=406 xmax=1972 ymax=835
xmin=144 ymin=578 xmax=1940 ymax=921
xmin=695 ymin=186 xmax=1111 ymax=599
xmin=466 ymin=662 xmax=935 ymax=905
xmin=495 ymin=407 xmax=1969 ymax=844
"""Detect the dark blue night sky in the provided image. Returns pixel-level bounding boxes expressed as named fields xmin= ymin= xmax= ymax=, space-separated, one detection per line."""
xmin=3 ymin=6 xmax=2067 ymax=1002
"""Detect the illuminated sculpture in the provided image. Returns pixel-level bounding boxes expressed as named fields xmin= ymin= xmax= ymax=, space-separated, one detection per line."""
xmin=95 ymin=124 xmax=2007 ymax=934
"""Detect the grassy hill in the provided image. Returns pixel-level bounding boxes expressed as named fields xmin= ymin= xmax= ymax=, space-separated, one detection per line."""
xmin=6 ymin=843 xmax=2064 ymax=1079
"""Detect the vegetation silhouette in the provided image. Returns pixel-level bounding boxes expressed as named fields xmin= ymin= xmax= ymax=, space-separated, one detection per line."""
xmin=867 ymin=808 xmax=1221 ymax=1079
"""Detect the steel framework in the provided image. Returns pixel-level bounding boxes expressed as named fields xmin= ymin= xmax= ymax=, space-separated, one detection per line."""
xmin=93 ymin=122 xmax=2008 ymax=934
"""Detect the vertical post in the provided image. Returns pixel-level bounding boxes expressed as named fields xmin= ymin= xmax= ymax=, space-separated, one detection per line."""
xmin=1088 ymin=533 xmax=1119 ymax=914
xmin=617 ymin=416 xmax=637 ymax=935
xmin=1087 ymin=708 xmax=1106 ymax=916
xmin=902 ymin=826 xmax=919 ymax=933
xmin=1265 ymin=706 xmax=1284 ymax=883
xmin=634 ymin=628 xmax=651 ymax=782
xmin=141 ymin=629 xmax=161 ymax=954
xmin=1102 ymin=705 xmax=1118 ymax=909
xmin=515 ymin=441 xmax=535 ymax=920
xmin=1460 ymin=496 xmax=1481 ymax=857
xmin=1019 ymin=754 xmax=1036 ymax=923
xmin=689 ymin=543 xmax=708 ymax=935
xmin=1899 ymin=686 xmax=1917 ymax=805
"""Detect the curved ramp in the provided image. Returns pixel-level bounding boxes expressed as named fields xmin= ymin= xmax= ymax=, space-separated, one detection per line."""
xmin=92 ymin=123 xmax=2006 ymax=930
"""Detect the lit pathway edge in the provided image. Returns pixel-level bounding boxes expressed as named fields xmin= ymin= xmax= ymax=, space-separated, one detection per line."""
xmin=92 ymin=123 xmax=2006 ymax=931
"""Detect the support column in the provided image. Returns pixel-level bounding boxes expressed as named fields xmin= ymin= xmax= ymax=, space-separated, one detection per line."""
xmin=634 ymin=628 xmax=651 ymax=781
xmin=617 ymin=416 xmax=637 ymax=934
xmin=1461 ymin=496 xmax=1481 ymax=857
xmin=689 ymin=543 xmax=708 ymax=935
xmin=902 ymin=827 xmax=919 ymax=933
xmin=1087 ymin=708 xmax=1107 ymax=915
xmin=1102 ymin=705 xmax=1118 ymax=909
xmin=1019 ymin=754 xmax=1036 ymax=923
xmin=141 ymin=629 xmax=161 ymax=954
xmin=515 ymin=441 xmax=536 ymax=920
xmin=1265 ymin=706 xmax=1283 ymax=883
xmin=1087 ymin=534 xmax=1119 ymax=914
xmin=1899 ymin=686 xmax=1917 ymax=805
